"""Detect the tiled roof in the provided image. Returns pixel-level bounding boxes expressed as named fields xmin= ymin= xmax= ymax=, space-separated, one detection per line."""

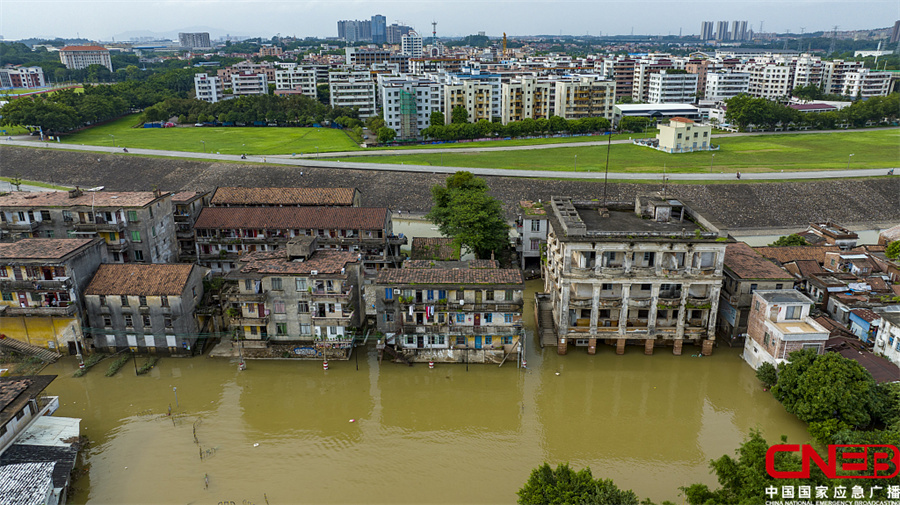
xmin=0 ymin=462 xmax=55 ymax=505
xmin=0 ymin=239 xmax=95 ymax=260
xmin=753 ymin=245 xmax=842 ymax=265
xmin=376 ymin=266 xmax=523 ymax=286
xmin=0 ymin=376 xmax=55 ymax=426
xmin=171 ymin=191 xmax=204 ymax=203
xmin=789 ymin=259 xmax=825 ymax=278
xmin=825 ymin=336 xmax=900 ymax=384
xmin=238 ymin=250 xmax=358 ymax=275
xmin=60 ymin=45 xmax=108 ymax=51
xmin=813 ymin=316 xmax=854 ymax=338
xmin=669 ymin=117 xmax=695 ymax=123
xmin=850 ymin=308 xmax=881 ymax=323
xmin=410 ymin=238 xmax=460 ymax=261
xmin=85 ymin=264 xmax=196 ymax=296
xmin=194 ymin=207 xmax=388 ymax=230
xmin=0 ymin=191 xmax=160 ymax=208
xmin=469 ymin=259 xmax=500 ymax=269
xmin=211 ymin=187 xmax=357 ymax=206
xmin=724 ymin=242 xmax=792 ymax=280
xmin=879 ymin=224 xmax=900 ymax=243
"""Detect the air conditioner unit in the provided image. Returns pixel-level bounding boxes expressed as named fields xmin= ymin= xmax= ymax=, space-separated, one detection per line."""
xmin=310 ymin=270 xmax=318 ymax=275
xmin=393 ymin=288 xmax=400 ymax=294
xmin=459 ymin=299 xmax=464 ymax=305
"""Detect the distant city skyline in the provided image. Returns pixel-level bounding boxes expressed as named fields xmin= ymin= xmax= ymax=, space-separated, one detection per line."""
xmin=0 ymin=0 xmax=895 ymax=42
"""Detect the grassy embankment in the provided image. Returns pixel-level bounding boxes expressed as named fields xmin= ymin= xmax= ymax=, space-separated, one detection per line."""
xmin=331 ymin=129 xmax=899 ymax=173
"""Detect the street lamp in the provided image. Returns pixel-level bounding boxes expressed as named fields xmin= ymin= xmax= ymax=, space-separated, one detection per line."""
xmin=109 ymin=134 xmax=115 ymax=147
xmin=574 ymin=154 xmax=577 ymax=172
xmin=200 ymin=140 xmax=206 ymax=153
xmin=316 ymin=146 xmax=319 ymax=159
xmin=710 ymin=153 xmax=715 ymax=174
xmin=847 ymin=153 xmax=854 ymax=170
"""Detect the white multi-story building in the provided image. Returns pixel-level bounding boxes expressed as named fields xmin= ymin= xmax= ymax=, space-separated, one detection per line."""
xmin=875 ymin=312 xmax=900 ymax=367
xmin=401 ymin=31 xmax=423 ymax=59
xmin=230 ymin=72 xmax=268 ymax=96
xmin=705 ymin=71 xmax=750 ymax=101
xmin=179 ymin=32 xmax=211 ymax=49
xmin=742 ymin=62 xmax=793 ymax=99
xmin=329 ymin=69 xmax=377 ymax=118
xmin=647 ymin=70 xmax=698 ymax=104
xmin=0 ymin=66 xmax=46 ymax=88
xmin=821 ymin=59 xmax=864 ymax=96
xmin=274 ymin=65 xmax=317 ymax=98
xmin=193 ymin=73 xmax=222 ymax=103
xmin=553 ymin=76 xmax=616 ymax=120
xmin=841 ymin=69 xmax=892 ymax=98
xmin=379 ymin=75 xmax=441 ymax=139
xmin=59 ymin=46 xmax=113 ymax=71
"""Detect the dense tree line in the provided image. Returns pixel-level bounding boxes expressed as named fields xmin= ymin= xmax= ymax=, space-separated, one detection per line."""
xmin=418 ymin=108 xmax=612 ymax=142
xmin=141 ymin=94 xmax=359 ymax=125
xmin=724 ymin=93 xmax=899 ymax=130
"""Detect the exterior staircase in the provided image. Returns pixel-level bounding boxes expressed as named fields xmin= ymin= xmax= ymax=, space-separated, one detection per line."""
xmin=535 ymin=293 xmax=557 ymax=348
xmin=0 ymin=337 xmax=61 ymax=363
xmin=377 ymin=340 xmax=413 ymax=366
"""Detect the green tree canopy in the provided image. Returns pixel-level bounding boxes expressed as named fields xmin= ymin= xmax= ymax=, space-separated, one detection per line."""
xmin=430 ymin=110 xmax=445 ymax=126
xmin=451 ymin=106 xmax=469 ymax=124
xmin=517 ymin=463 xmax=642 ymax=505
xmin=886 ymin=240 xmax=900 ymax=260
xmin=426 ymin=171 xmax=509 ymax=259
xmin=768 ymin=234 xmax=809 ymax=247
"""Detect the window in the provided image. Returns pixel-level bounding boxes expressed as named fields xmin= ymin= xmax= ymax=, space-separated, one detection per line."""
xmin=763 ymin=332 xmax=770 ymax=346
xmin=271 ymin=278 xmax=283 ymax=290
xmin=131 ymin=230 xmax=142 ymax=242
xmin=142 ymin=315 xmax=151 ymax=327
xmin=295 ymin=301 xmax=308 ymax=313
xmin=505 ymin=290 xmax=514 ymax=301
xmin=484 ymin=313 xmax=493 ymax=323
xmin=485 ymin=336 xmax=493 ymax=345
xmin=250 ymin=326 xmax=258 ymax=336
xmin=139 ymin=295 xmax=148 ymax=307
xmin=438 ymin=290 xmax=447 ymax=300
xmin=503 ymin=336 xmax=513 ymax=345
xmin=530 ymin=238 xmax=541 ymax=250
xmin=296 ymin=279 xmax=307 ymax=291
xmin=192 ymin=287 xmax=197 ymax=299
xmin=384 ymin=312 xmax=394 ymax=322
xmin=148 ymin=206 xmax=153 ymax=219
xmin=151 ymin=226 xmax=156 ymax=237
xmin=121 ymin=295 xmax=129 ymax=306
xmin=276 ymin=323 xmax=287 ymax=336
xmin=456 ymin=313 xmax=465 ymax=323
xmin=299 ymin=324 xmax=311 ymax=335
xmin=245 ymin=279 xmax=253 ymax=291
xmin=125 ymin=315 xmax=134 ymax=327
xmin=164 ymin=317 xmax=173 ymax=328
xmin=134 ymin=250 xmax=144 ymax=261
xmin=775 ymin=284 xmax=783 ymax=290
xmin=426 ymin=290 xmax=434 ymax=301
xmin=505 ymin=314 xmax=514 ymax=323
xmin=161 ymin=295 xmax=169 ymax=307
xmin=384 ymin=288 xmax=393 ymax=300
xmin=274 ymin=301 xmax=286 ymax=314
xmin=103 ymin=316 xmax=112 ymax=327
xmin=99 ymin=295 xmax=107 ymax=306
xmin=785 ymin=306 xmax=800 ymax=320
xmin=750 ymin=283 xmax=758 ymax=293
xmin=531 ymin=220 xmax=540 ymax=232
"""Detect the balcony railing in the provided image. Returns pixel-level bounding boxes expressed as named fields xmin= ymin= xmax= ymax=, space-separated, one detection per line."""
xmin=3 ymin=304 xmax=77 ymax=317
xmin=0 ymin=221 xmax=40 ymax=231
xmin=0 ymin=278 xmax=72 ymax=291
xmin=231 ymin=316 xmax=269 ymax=326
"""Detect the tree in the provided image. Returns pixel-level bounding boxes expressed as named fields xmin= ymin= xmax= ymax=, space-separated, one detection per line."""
xmin=768 ymin=234 xmax=809 ymax=247
xmin=755 ymin=362 xmax=777 ymax=388
xmin=682 ymin=430 xmax=829 ymax=505
xmin=772 ymin=350 xmax=878 ymax=443
xmin=886 ymin=240 xmax=900 ymax=260
xmin=376 ymin=127 xmax=396 ymax=143
xmin=450 ymin=106 xmax=469 ymax=124
xmin=517 ymin=463 xmax=642 ymax=505
xmin=430 ymin=110 xmax=445 ymax=126
xmin=426 ymin=172 xmax=509 ymax=259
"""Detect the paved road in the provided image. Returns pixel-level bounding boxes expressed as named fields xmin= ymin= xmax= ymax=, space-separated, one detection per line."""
xmin=4 ymin=136 xmax=897 ymax=181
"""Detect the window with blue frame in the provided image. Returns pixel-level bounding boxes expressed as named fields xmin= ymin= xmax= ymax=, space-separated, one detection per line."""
xmin=385 ymin=288 xmax=393 ymax=300
xmin=503 ymin=336 xmax=513 ymax=345
xmin=456 ymin=313 xmax=465 ymax=323
xmin=484 ymin=313 xmax=493 ymax=323
xmin=485 ymin=336 xmax=493 ymax=345
xmin=504 ymin=314 xmax=514 ymax=323
xmin=427 ymin=290 xmax=434 ymax=301
xmin=438 ymin=290 xmax=447 ymax=300
xmin=456 ymin=336 xmax=466 ymax=346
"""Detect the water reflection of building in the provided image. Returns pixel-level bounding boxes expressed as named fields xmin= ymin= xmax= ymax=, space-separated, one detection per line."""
xmin=374 ymin=260 xmax=525 ymax=364
xmin=542 ymin=197 xmax=729 ymax=356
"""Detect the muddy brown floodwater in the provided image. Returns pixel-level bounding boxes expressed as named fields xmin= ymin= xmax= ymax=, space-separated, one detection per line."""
xmin=41 ymin=280 xmax=809 ymax=504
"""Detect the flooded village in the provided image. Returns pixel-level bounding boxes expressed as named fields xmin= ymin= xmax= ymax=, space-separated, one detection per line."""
xmin=1 ymin=180 xmax=899 ymax=503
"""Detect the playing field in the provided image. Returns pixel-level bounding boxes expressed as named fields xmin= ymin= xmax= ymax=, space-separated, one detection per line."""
xmin=331 ymin=129 xmax=900 ymax=173
xmin=62 ymin=114 xmax=362 ymax=155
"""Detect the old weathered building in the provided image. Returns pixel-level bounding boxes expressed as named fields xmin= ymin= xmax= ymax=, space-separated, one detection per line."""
xmin=0 ymin=239 xmax=106 ymax=355
xmin=171 ymin=191 xmax=209 ymax=263
xmin=223 ymin=237 xmax=362 ymax=359
xmin=542 ymin=196 xmax=729 ymax=356
xmin=0 ymin=189 xmax=177 ymax=264
xmin=83 ymin=263 xmax=206 ymax=355
xmin=208 ymin=187 xmax=361 ymax=207
xmin=741 ymin=290 xmax=829 ymax=370
xmin=515 ymin=200 xmax=549 ymax=272
xmin=373 ymin=260 xmax=525 ymax=364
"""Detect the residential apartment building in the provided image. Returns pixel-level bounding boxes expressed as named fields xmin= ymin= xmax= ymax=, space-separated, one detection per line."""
xmin=379 ymin=76 xmax=441 ymax=139
xmin=705 ymin=71 xmax=750 ymax=101
xmin=179 ymin=32 xmax=211 ymax=49
xmin=515 ymin=200 xmax=549 ymax=271
xmin=0 ymin=238 xmax=106 ymax=355
xmin=193 ymin=73 xmax=222 ymax=103
xmin=401 ymin=31 xmax=423 ymax=59
xmin=0 ymin=66 xmax=46 ymax=88
xmin=386 ymin=23 xmax=413 ymax=44
xmin=274 ymin=65 xmax=317 ymax=98
xmin=647 ymin=70 xmax=698 ymax=104
xmin=599 ymin=58 xmax=636 ymax=101
xmin=553 ymin=76 xmax=615 ymax=120
xmin=631 ymin=58 xmax=678 ymax=102
xmin=718 ymin=242 xmax=794 ymax=347
xmin=192 ymin=206 xmax=404 ymax=275
xmin=500 ymin=76 xmax=553 ymax=124
xmin=0 ymin=189 xmax=178 ymax=264
xmin=231 ymin=72 xmax=268 ymax=96
xmin=223 ymin=238 xmax=362 ymax=357
xmin=171 ymin=191 xmax=209 ymax=263
xmin=742 ymin=62 xmax=793 ymax=99
xmin=542 ymin=197 xmax=728 ymax=356
xmin=374 ymin=260 xmax=525 ymax=364
xmin=741 ymin=290 xmax=830 ymax=370
xmin=821 ymin=59 xmax=864 ymax=96
xmin=875 ymin=312 xmax=900 ymax=367
xmin=329 ymin=70 xmax=377 ymax=118
xmin=345 ymin=48 xmax=410 ymax=73
xmin=217 ymin=61 xmax=277 ymax=83
xmin=83 ymin=263 xmax=205 ymax=355
xmin=443 ymin=79 xmax=493 ymax=124
xmin=58 ymin=46 xmax=113 ymax=71
xmin=209 ymin=186 xmax=361 ymax=207
xmin=841 ymin=69 xmax=892 ymax=98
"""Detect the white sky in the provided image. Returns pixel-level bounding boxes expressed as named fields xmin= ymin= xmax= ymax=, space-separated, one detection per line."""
xmin=1 ymin=0 xmax=897 ymax=41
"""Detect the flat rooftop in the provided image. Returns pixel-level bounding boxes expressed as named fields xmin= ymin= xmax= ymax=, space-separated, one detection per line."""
xmin=579 ymin=207 xmax=701 ymax=233
xmin=756 ymin=289 xmax=813 ymax=305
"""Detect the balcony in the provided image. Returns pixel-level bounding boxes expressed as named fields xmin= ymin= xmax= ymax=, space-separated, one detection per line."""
xmin=74 ymin=219 xmax=126 ymax=232
xmin=231 ymin=316 xmax=269 ymax=326
xmin=0 ymin=221 xmax=40 ymax=231
xmin=107 ymin=239 xmax=128 ymax=252
xmin=569 ymin=266 xmax=594 ymax=277
xmin=309 ymin=290 xmax=351 ymax=299
xmin=311 ymin=311 xmax=355 ymax=324
xmin=2 ymin=304 xmax=77 ymax=317
xmin=0 ymin=277 xmax=73 ymax=291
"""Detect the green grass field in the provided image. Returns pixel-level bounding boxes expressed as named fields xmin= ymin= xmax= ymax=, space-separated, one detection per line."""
xmin=332 ymin=129 xmax=900 ymax=173
xmin=370 ymin=130 xmax=660 ymax=150
xmin=62 ymin=114 xmax=362 ymax=155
